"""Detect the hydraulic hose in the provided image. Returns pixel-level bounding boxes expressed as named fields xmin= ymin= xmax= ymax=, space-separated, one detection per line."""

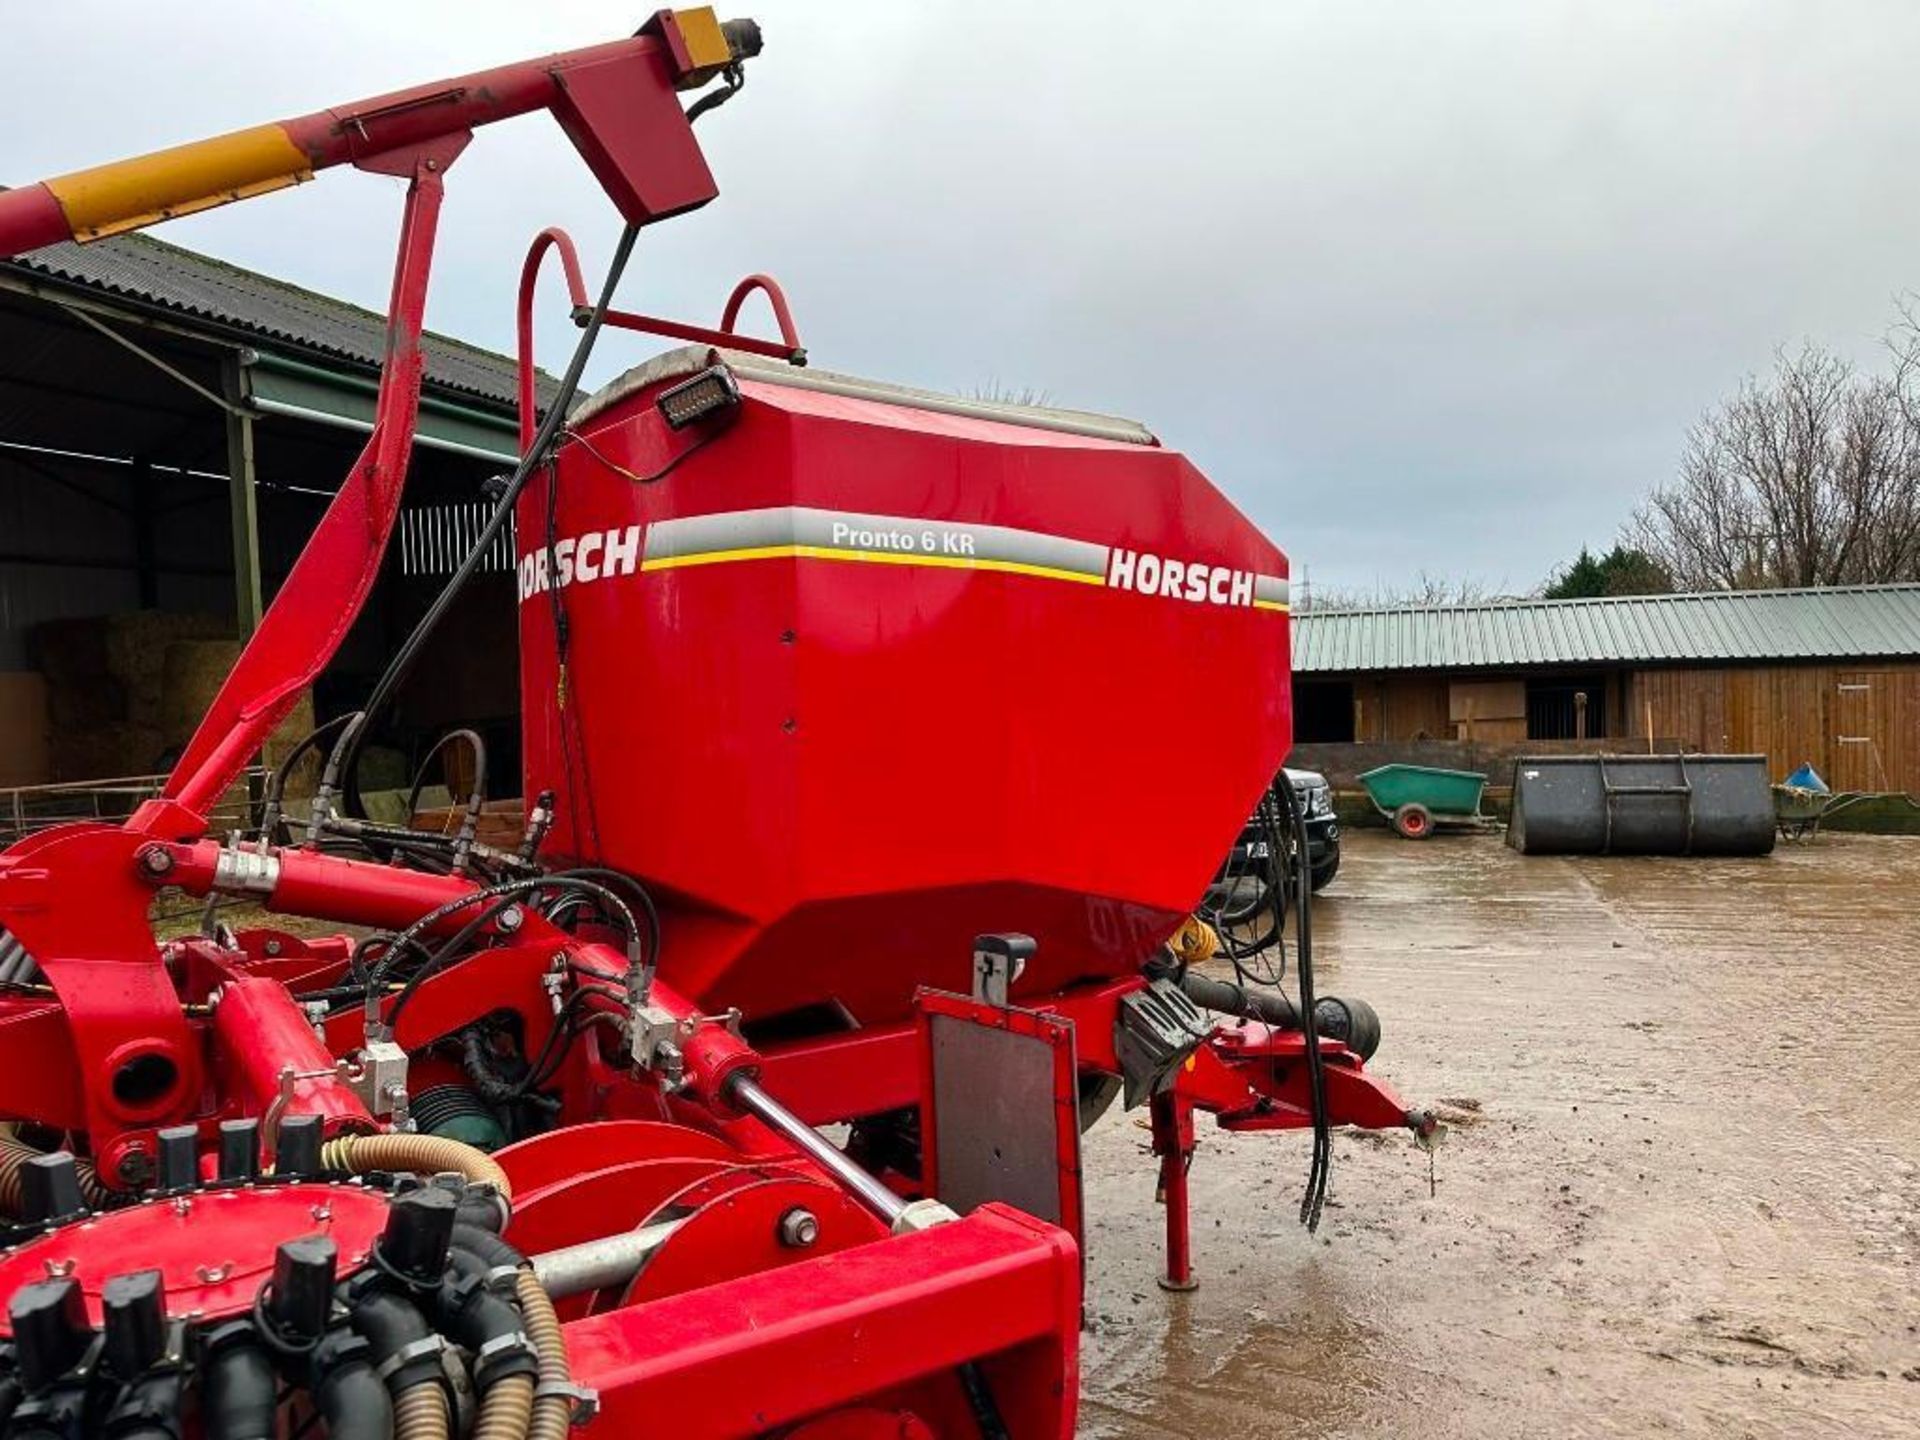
xmin=516 ymin=1269 xmax=575 ymax=1440
xmin=320 ymin=1133 xmax=512 ymax=1202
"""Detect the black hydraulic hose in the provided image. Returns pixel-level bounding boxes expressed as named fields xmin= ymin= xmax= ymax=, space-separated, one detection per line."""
xmin=339 ymin=221 xmax=643 ymax=816
xmin=0 ymin=1376 xmax=18 ymax=1431
xmin=201 ymin=1326 xmax=277 ymax=1440
xmin=259 ymin=711 xmax=357 ymax=841
xmin=405 ymin=729 xmax=488 ymax=824
xmin=957 ymin=1361 xmax=1011 ymax=1440
xmin=313 ymin=1332 xmax=393 ymax=1440
xmin=374 ymin=874 xmax=640 ymax=1031
xmin=542 ymin=865 xmax=662 ymax=1001
xmin=1267 ymin=778 xmax=1332 ymax=1231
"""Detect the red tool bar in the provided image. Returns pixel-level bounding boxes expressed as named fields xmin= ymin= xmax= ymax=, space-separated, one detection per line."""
xmin=156 ymin=839 xmax=480 ymax=933
xmin=565 ymin=1203 xmax=1080 ymax=1437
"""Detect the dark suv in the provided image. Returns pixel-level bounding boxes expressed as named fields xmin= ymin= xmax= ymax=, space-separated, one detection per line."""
xmin=1225 ymin=767 xmax=1339 ymax=890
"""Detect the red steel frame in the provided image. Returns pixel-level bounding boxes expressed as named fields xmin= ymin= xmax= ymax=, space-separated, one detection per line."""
xmin=0 ymin=13 xmax=1431 ymax=1432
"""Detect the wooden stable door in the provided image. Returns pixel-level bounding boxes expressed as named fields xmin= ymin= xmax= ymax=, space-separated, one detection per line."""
xmin=1831 ymin=672 xmax=1891 ymax=792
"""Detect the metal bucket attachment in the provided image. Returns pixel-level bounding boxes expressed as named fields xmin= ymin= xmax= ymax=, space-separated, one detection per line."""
xmin=1506 ymin=754 xmax=1776 ymax=856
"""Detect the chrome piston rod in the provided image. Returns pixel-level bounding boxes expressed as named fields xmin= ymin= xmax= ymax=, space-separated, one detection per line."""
xmin=727 ymin=1072 xmax=908 ymax=1225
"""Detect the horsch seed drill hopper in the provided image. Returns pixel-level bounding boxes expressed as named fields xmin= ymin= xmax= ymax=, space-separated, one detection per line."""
xmin=0 ymin=13 xmax=1436 ymax=1436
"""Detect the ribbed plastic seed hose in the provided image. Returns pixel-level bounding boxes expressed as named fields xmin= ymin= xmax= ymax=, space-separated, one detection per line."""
xmin=0 ymin=1137 xmax=34 ymax=1213
xmin=0 ymin=1137 xmax=108 ymax=1214
xmin=473 ymin=1372 xmax=534 ymax=1440
xmin=318 ymin=1133 xmax=513 ymax=1200
xmin=394 ymin=1382 xmax=450 ymax=1440
xmin=516 ymin=1270 xmax=574 ymax=1440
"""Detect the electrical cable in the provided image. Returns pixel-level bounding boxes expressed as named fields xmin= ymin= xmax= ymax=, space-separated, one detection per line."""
xmin=558 ymin=423 xmax=723 ymax=488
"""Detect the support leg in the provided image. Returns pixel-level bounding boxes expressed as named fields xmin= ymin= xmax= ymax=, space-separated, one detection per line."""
xmin=1151 ymin=1089 xmax=1197 ymax=1292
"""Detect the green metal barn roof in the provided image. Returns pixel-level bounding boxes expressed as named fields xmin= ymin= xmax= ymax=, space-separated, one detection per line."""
xmin=1292 ymin=583 xmax=1920 ymax=673
xmin=3 ymin=227 xmax=548 ymax=409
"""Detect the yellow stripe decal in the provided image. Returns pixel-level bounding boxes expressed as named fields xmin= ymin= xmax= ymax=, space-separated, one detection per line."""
xmin=642 ymin=543 xmax=1107 ymax=586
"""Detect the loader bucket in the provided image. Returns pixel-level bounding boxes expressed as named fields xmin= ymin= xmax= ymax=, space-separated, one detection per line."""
xmin=1506 ymin=754 xmax=1776 ymax=856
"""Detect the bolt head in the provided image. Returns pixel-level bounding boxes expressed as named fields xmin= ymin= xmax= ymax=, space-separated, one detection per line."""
xmin=137 ymin=846 xmax=175 ymax=878
xmin=777 ymin=1207 xmax=819 ymax=1249
xmin=115 ymin=1147 xmax=154 ymax=1186
xmin=496 ymin=904 xmax=525 ymax=934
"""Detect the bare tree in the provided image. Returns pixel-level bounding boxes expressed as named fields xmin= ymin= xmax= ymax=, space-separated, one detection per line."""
xmin=1628 ymin=343 xmax=1920 ymax=589
xmin=969 ymin=380 xmax=1052 ymax=407
xmin=1309 ymin=571 xmax=1494 ymax=611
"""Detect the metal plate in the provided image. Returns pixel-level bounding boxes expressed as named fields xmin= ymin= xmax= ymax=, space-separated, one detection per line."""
xmin=928 ymin=1009 xmax=1076 ymax=1227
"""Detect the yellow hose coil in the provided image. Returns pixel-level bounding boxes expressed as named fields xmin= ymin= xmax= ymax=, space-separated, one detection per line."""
xmin=517 ymin=1269 xmax=575 ymax=1440
xmin=1169 ymin=913 xmax=1221 ymax=965
xmin=318 ymin=1133 xmax=512 ymax=1202
xmin=393 ymin=1379 xmax=450 ymax=1440
xmin=473 ymin=1372 xmax=535 ymax=1440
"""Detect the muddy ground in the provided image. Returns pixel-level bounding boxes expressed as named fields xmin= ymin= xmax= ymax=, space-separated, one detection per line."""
xmin=1078 ymin=829 xmax=1920 ymax=1439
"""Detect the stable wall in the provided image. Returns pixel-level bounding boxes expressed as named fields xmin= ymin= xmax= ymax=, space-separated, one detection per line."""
xmin=1627 ymin=662 xmax=1920 ymax=794
xmin=1297 ymin=661 xmax=1920 ymax=795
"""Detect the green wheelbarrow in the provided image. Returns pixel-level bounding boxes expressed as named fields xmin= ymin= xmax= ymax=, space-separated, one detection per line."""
xmin=1357 ymin=763 xmax=1489 ymax=840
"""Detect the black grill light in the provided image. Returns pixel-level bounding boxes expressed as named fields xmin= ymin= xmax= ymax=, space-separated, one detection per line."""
xmin=657 ymin=366 xmax=741 ymax=430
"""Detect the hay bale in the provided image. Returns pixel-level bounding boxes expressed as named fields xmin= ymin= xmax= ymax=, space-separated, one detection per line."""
xmin=159 ymin=640 xmax=241 ymax=748
xmin=160 ymin=640 xmax=321 ymax=805
xmin=109 ymin=613 xmax=228 ymax=729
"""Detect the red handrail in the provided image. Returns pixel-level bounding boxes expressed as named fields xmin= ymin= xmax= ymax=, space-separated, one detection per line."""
xmin=516 ymin=227 xmax=591 ymax=452
xmin=719 ymin=273 xmax=803 ymax=352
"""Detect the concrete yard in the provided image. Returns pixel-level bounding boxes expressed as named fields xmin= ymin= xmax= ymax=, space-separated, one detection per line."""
xmin=1079 ymin=828 xmax=1920 ymax=1439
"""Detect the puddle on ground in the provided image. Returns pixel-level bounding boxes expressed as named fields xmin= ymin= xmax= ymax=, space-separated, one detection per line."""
xmin=1079 ymin=829 xmax=1920 ymax=1438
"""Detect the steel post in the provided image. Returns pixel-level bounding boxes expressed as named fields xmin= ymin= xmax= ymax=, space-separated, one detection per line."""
xmin=1151 ymin=1089 xmax=1197 ymax=1292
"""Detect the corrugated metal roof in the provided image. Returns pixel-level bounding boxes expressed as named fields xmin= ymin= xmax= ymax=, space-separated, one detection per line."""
xmin=1293 ymin=584 xmax=1920 ymax=672
xmin=3 ymin=228 xmax=543 ymax=409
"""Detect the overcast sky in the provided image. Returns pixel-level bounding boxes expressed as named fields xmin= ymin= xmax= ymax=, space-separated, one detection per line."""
xmin=5 ymin=2 xmax=1918 ymax=594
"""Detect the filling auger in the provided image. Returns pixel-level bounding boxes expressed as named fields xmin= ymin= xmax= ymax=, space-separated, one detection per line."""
xmin=0 ymin=13 xmax=1436 ymax=1437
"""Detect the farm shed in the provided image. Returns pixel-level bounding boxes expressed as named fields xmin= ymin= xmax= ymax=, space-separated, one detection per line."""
xmin=1290 ymin=586 xmax=1920 ymax=793
xmin=0 ymin=222 xmax=548 ymax=793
